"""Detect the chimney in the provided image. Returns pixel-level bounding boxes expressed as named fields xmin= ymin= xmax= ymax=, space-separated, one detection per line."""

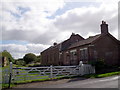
xmin=71 ymin=33 xmax=75 ymax=36
xmin=100 ymin=21 xmax=108 ymax=34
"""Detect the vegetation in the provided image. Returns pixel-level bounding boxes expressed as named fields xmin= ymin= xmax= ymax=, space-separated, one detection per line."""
xmin=0 ymin=50 xmax=41 ymax=67
xmin=36 ymin=55 xmax=41 ymax=63
xmin=15 ymin=58 xmax=26 ymax=66
xmin=88 ymin=58 xmax=120 ymax=76
xmin=2 ymin=83 xmax=16 ymax=89
xmin=14 ymin=53 xmax=41 ymax=67
xmin=83 ymin=71 xmax=120 ymax=78
xmin=0 ymin=50 xmax=15 ymax=63
xmin=23 ymin=53 xmax=38 ymax=64
xmin=88 ymin=59 xmax=119 ymax=74
xmin=26 ymin=55 xmax=41 ymax=67
xmin=89 ymin=59 xmax=105 ymax=68
xmin=12 ymin=76 xmax=65 ymax=84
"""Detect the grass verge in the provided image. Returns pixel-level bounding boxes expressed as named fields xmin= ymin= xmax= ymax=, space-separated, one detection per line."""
xmin=83 ymin=71 xmax=120 ymax=78
xmin=13 ymin=76 xmax=65 ymax=84
xmin=2 ymin=83 xmax=16 ymax=89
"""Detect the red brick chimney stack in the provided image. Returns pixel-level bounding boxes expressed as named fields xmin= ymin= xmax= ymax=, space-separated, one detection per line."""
xmin=100 ymin=21 xmax=108 ymax=34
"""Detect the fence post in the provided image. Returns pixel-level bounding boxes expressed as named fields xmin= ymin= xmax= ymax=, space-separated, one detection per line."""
xmin=50 ymin=65 xmax=53 ymax=79
xmin=79 ymin=61 xmax=84 ymax=75
xmin=8 ymin=62 xmax=12 ymax=88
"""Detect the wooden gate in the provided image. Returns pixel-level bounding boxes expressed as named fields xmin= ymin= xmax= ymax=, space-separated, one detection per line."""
xmin=11 ymin=62 xmax=95 ymax=83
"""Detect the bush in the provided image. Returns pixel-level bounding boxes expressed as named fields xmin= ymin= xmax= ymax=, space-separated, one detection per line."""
xmin=89 ymin=59 xmax=105 ymax=73
xmin=95 ymin=59 xmax=105 ymax=69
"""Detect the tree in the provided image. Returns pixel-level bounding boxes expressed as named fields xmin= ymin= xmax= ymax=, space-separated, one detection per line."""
xmin=0 ymin=50 xmax=15 ymax=63
xmin=35 ymin=55 xmax=41 ymax=63
xmin=23 ymin=53 xmax=37 ymax=64
xmin=16 ymin=58 xmax=26 ymax=66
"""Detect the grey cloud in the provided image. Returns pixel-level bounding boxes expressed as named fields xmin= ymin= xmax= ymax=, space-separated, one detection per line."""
xmin=2 ymin=2 xmax=118 ymax=45
xmin=53 ymin=7 xmax=118 ymax=37
xmin=2 ymin=28 xmax=60 ymax=45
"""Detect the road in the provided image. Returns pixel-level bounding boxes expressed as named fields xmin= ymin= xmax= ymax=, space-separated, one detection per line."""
xmin=11 ymin=75 xmax=119 ymax=88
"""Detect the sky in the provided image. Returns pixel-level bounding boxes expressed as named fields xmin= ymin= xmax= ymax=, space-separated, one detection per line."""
xmin=0 ymin=0 xmax=119 ymax=59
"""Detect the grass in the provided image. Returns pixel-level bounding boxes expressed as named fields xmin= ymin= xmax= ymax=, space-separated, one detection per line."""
xmin=1 ymin=83 xmax=16 ymax=89
xmin=2 ymin=66 xmax=10 ymax=70
xmin=13 ymin=64 xmax=26 ymax=67
xmin=13 ymin=75 xmax=65 ymax=84
xmin=83 ymin=71 xmax=120 ymax=78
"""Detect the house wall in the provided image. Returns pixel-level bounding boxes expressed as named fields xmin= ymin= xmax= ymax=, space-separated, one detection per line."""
xmin=64 ymin=45 xmax=89 ymax=65
xmin=41 ymin=45 xmax=60 ymax=66
xmin=89 ymin=34 xmax=120 ymax=65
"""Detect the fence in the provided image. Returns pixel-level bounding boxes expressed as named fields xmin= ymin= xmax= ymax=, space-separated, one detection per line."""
xmin=1 ymin=62 xmax=12 ymax=84
xmin=0 ymin=65 xmax=2 ymax=90
xmin=2 ymin=61 xmax=95 ymax=84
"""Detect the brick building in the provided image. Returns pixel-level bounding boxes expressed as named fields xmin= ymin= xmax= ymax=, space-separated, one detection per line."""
xmin=41 ymin=21 xmax=120 ymax=66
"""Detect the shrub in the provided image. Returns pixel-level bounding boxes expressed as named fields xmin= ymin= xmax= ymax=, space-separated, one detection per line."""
xmin=95 ymin=59 xmax=105 ymax=69
xmin=89 ymin=59 xmax=105 ymax=73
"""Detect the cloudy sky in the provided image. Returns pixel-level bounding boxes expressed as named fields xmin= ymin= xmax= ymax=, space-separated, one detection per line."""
xmin=0 ymin=0 xmax=119 ymax=59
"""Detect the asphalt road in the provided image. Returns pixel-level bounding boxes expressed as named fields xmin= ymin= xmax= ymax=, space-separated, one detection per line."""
xmin=12 ymin=75 xmax=119 ymax=88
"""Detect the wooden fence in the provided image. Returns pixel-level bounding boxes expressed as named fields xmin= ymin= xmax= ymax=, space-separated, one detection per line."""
xmin=2 ymin=61 xmax=95 ymax=84
xmin=1 ymin=62 xmax=12 ymax=84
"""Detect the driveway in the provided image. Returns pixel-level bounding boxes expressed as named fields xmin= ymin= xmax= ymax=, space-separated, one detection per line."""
xmin=10 ymin=75 xmax=119 ymax=89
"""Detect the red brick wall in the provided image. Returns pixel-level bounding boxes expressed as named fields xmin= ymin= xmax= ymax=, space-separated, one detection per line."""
xmin=41 ymin=44 xmax=60 ymax=66
xmin=89 ymin=34 xmax=120 ymax=65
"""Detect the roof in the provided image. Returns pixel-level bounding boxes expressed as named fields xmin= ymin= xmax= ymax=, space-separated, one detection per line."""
xmin=42 ymin=33 xmax=85 ymax=53
xmin=41 ymin=43 xmax=60 ymax=53
xmin=69 ymin=34 xmax=101 ymax=49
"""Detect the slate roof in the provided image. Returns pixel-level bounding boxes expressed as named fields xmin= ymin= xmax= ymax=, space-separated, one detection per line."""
xmin=69 ymin=34 xmax=101 ymax=49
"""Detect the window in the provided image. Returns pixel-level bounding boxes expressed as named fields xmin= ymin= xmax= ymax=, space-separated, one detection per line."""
xmin=80 ymin=48 xmax=88 ymax=60
xmin=70 ymin=49 xmax=77 ymax=65
xmin=59 ymin=52 xmax=62 ymax=59
xmin=94 ymin=50 xmax=97 ymax=59
xmin=84 ymin=49 xmax=88 ymax=59
xmin=70 ymin=49 xmax=76 ymax=53
xmin=105 ymin=52 xmax=112 ymax=56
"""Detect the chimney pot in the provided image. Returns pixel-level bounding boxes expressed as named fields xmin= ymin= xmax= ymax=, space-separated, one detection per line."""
xmin=100 ymin=21 xmax=108 ymax=34
xmin=102 ymin=21 xmax=106 ymax=24
xmin=53 ymin=42 xmax=57 ymax=46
